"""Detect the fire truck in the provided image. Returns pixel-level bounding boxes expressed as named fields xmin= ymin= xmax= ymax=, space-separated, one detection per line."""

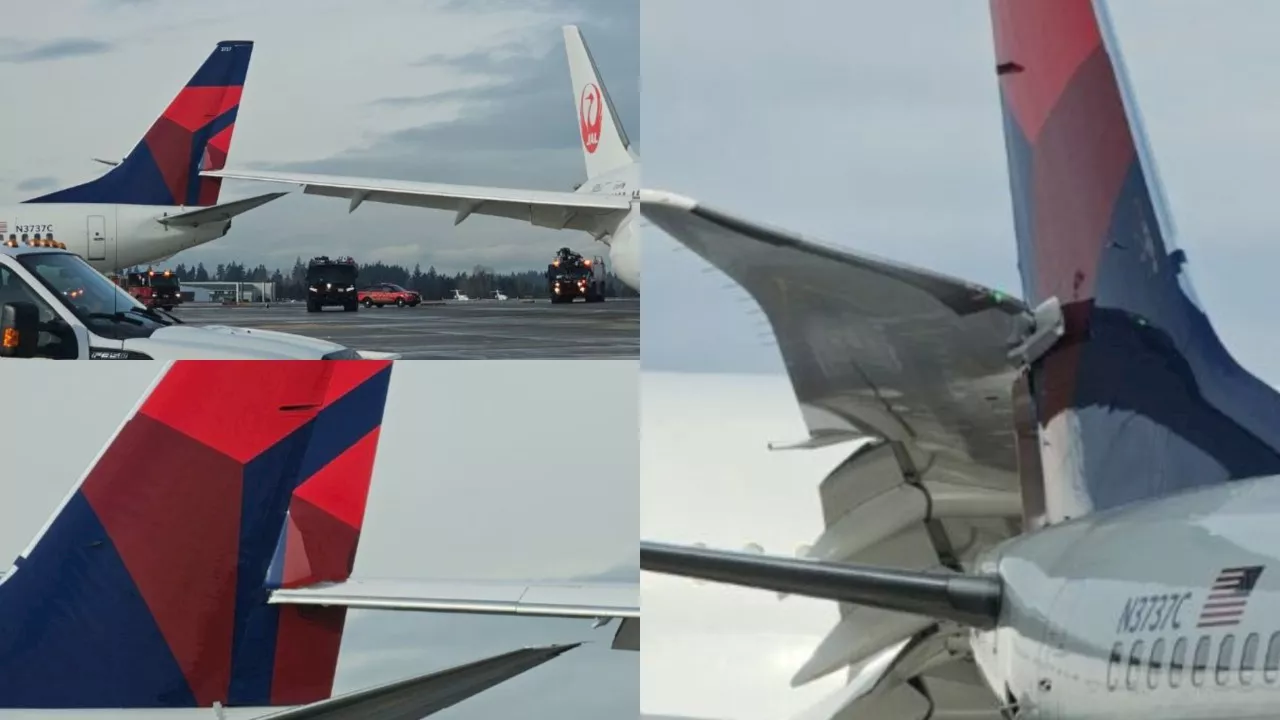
xmin=546 ymin=247 xmax=606 ymax=304
xmin=306 ymin=256 xmax=359 ymax=312
xmin=110 ymin=269 xmax=182 ymax=311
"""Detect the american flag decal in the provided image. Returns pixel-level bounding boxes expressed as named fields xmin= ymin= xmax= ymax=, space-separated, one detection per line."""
xmin=1197 ymin=566 xmax=1265 ymax=628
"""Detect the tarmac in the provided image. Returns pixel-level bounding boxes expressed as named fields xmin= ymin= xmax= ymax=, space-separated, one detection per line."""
xmin=171 ymin=298 xmax=640 ymax=359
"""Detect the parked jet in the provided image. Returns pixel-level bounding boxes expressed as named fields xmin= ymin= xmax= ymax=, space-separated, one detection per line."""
xmin=638 ymin=0 xmax=1280 ymax=718
xmin=1 ymin=41 xmax=285 ymax=273
xmin=205 ymin=25 xmax=641 ymax=291
xmin=0 ymin=360 xmax=636 ymax=718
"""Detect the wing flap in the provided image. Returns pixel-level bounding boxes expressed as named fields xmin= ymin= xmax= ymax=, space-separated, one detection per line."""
xmin=252 ymin=643 xmax=578 ymax=720
xmin=202 ymin=170 xmax=631 ymax=232
xmin=269 ymin=578 xmax=640 ymax=619
xmin=158 ymin=191 xmax=288 ymax=227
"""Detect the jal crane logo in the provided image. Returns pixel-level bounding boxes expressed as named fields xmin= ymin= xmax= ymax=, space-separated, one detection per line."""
xmin=579 ymin=82 xmax=603 ymax=154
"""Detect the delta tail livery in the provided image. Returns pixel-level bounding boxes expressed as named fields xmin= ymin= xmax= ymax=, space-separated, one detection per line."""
xmin=639 ymin=1 xmax=1280 ymax=719
xmin=205 ymin=26 xmax=641 ymax=291
xmin=0 ymin=360 xmax=636 ymax=718
xmin=1 ymin=41 xmax=284 ymax=273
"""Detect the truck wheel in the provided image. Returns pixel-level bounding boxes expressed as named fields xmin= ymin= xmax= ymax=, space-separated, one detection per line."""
xmin=363 ymin=298 xmax=374 ymax=308
xmin=396 ymin=298 xmax=406 ymax=308
xmin=345 ymin=302 xmax=358 ymax=312
xmin=306 ymin=301 xmax=319 ymax=313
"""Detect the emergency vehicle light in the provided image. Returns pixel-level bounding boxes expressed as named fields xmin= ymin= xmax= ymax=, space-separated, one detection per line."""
xmin=2 ymin=328 xmax=18 ymax=349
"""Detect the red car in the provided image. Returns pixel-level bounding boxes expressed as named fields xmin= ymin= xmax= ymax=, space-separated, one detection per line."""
xmin=357 ymin=283 xmax=421 ymax=308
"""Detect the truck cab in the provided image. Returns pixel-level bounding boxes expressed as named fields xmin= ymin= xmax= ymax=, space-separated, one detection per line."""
xmin=0 ymin=240 xmax=395 ymax=360
xmin=306 ymin=256 xmax=359 ymax=313
xmin=547 ymin=247 xmax=606 ymax=303
xmin=112 ymin=269 xmax=183 ymax=311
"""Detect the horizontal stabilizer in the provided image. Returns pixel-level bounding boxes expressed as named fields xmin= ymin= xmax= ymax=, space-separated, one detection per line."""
xmin=640 ymin=541 xmax=1001 ymax=629
xmin=159 ymin=191 xmax=287 ymax=227
xmin=254 ymin=643 xmax=579 ymax=719
xmin=269 ymin=578 xmax=639 ymax=619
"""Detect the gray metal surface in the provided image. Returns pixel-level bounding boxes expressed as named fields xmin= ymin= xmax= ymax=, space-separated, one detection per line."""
xmin=641 ymin=541 xmax=1002 ymax=629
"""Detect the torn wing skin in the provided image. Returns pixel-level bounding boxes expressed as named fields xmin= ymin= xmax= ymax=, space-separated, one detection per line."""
xmin=638 ymin=190 xmax=1026 ymax=489
xmin=253 ymin=643 xmax=580 ymax=719
xmin=201 ymin=170 xmax=632 ymax=233
xmin=269 ymin=578 xmax=640 ymax=651
xmin=640 ymin=541 xmax=1001 ymax=630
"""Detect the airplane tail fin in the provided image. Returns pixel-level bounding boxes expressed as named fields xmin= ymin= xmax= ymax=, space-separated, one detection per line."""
xmin=0 ymin=361 xmax=393 ymax=709
xmin=24 ymin=41 xmax=253 ymax=207
xmin=563 ymin=25 xmax=634 ymax=179
xmin=990 ymin=0 xmax=1280 ymax=520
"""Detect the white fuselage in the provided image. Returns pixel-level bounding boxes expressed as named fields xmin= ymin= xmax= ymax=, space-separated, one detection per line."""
xmin=575 ymin=161 xmax=640 ymax=291
xmin=1 ymin=204 xmax=231 ymax=272
xmin=969 ymin=473 xmax=1280 ymax=720
xmin=640 ymin=370 xmax=856 ymax=720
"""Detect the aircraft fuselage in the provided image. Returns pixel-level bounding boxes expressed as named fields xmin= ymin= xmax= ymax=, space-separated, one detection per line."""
xmin=573 ymin=161 xmax=640 ymax=290
xmin=0 ymin=204 xmax=232 ymax=273
xmin=973 ymin=475 xmax=1280 ymax=719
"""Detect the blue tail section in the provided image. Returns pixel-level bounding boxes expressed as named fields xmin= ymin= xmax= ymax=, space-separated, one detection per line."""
xmin=0 ymin=361 xmax=393 ymax=709
xmin=989 ymin=0 xmax=1280 ymax=518
xmin=24 ymin=40 xmax=253 ymax=207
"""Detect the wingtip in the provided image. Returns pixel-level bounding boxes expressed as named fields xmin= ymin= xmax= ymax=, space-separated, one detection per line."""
xmin=638 ymin=189 xmax=699 ymax=211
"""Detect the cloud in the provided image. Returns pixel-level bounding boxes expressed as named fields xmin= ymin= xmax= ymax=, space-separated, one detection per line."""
xmin=14 ymin=177 xmax=59 ymax=192
xmin=0 ymin=38 xmax=114 ymax=63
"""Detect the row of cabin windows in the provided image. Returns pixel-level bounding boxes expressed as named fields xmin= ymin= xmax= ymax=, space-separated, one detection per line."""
xmin=1108 ymin=632 xmax=1280 ymax=691
xmin=6 ymin=234 xmax=54 ymax=242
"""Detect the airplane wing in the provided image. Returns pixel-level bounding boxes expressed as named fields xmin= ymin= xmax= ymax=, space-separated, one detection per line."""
xmin=640 ymin=189 xmax=1027 ymax=719
xmin=201 ymin=169 xmax=632 ymax=234
xmin=270 ymin=579 xmax=641 ymax=651
xmin=254 ymin=643 xmax=578 ymax=719
xmin=158 ymin=191 xmax=288 ymax=227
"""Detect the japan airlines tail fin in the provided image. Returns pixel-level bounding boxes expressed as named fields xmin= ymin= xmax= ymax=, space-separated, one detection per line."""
xmin=25 ymin=40 xmax=253 ymax=207
xmin=0 ymin=360 xmax=392 ymax=709
xmin=564 ymin=25 xmax=635 ymax=179
xmin=990 ymin=0 xmax=1280 ymax=519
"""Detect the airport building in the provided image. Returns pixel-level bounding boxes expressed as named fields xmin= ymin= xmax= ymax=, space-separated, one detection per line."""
xmin=181 ymin=281 xmax=276 ymax=303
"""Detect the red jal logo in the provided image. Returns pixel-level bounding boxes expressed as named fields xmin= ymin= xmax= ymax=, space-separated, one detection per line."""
xmin=580 ymin=83 xmax=603 ymax=153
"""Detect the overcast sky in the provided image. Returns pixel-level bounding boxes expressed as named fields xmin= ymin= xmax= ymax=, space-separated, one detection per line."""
xmin=640 ymin=0 xmax=1280 ymax=387
xmin=0 ymin=360 xmax=637 ymax=717
xmin=0 ymin=0 xmax=638 ymax=274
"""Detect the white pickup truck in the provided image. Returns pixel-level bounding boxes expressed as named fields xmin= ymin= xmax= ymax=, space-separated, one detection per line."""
xmin=0 ymin=241 xmax=396 ymax=360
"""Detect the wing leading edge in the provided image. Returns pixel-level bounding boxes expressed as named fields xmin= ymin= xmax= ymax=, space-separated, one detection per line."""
xmin=269 ymin=579 xmax=640 ymax=651
xmin=201 ymin=170 xmax=631 ymax=234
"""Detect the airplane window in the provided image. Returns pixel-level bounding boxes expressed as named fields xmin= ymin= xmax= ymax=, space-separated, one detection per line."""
xmin=1169 ymin=637 xmax=1187 ymax=688
xmin=1107 ymin=642 xmax=1123 ymax=691
xmin=1241 ymin=633 xmax=1259 ymax=685
xmin=1127 ymin=640 xmax=1145 ymax=690
xmin=1264 ymin=632 xmax=1280 ymax=683
xmin=1192 ymin=635 xmax=1211 ymax=686
xmin=1147 ymin=638 xmax=1166 ymax=689
xmin=1216 ymin=634 xmax=1236 ymax=686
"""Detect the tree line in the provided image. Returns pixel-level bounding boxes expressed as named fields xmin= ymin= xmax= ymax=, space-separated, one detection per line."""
xmin=153 ymin=258 xmax=639 ymax=300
